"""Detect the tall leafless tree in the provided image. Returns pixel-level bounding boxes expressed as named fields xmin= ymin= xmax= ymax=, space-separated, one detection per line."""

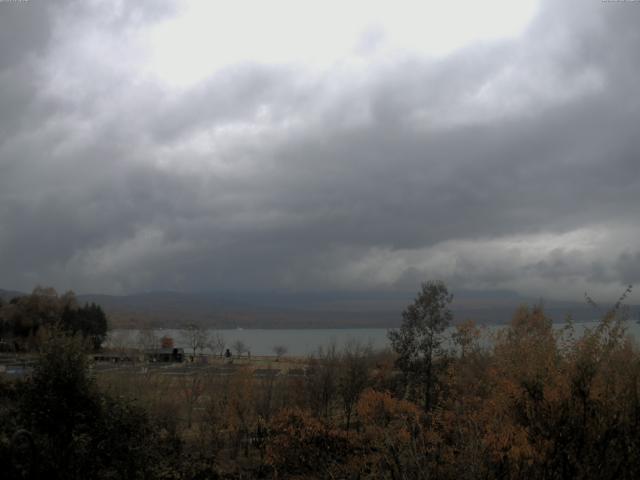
xmin=181 ymin=323 xmax=210 ymax=358
xmin=339 ymin=340 xmax=372 ymax=430
xmin=272 ymin=345 xmax=287 ymax=361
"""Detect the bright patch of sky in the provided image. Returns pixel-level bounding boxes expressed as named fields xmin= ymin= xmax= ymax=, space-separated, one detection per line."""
xmin=145 ymin=0 xmax=539 ymax=87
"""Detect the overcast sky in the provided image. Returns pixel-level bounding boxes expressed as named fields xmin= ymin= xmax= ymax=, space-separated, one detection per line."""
xmin=1 ymin=0 xmax=639 ymax=301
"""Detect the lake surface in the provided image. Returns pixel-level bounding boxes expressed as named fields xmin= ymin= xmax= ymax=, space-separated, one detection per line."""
xmin=108 ymin=320 xmax=640 ymax=357
xmin=108 ymin=328 xmax=392 ymax=356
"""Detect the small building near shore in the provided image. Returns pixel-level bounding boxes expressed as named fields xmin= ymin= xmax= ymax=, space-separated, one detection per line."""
xmin=146 ymin=347 xmax=184 ymax=363
xmin=93 ymin=351 xmax=137 ymax=363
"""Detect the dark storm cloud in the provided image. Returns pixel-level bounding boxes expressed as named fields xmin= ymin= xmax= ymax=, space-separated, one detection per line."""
xmin=0 ymin=0 xmax=57 ymax=142
xmin=0 ymin=0 xmax=53 ymax=70
xmin=616 ymin=252 xmax=640 ymax=284
xmin=0 ymin=0 xmax=639 ymax=299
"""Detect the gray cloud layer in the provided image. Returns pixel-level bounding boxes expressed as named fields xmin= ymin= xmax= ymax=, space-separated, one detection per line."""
xmin=1 ymin=0 xmax=639 ymax=301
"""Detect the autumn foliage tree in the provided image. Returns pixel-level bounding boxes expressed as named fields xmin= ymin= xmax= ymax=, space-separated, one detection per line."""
xmin=265 ymin=408 xmax=354 ymax=478
xmin=160 ymin=335 xmax=174 ymax=349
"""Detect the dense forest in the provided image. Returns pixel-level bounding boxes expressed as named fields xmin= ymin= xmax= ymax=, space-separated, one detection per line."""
xmin=0 ymin=286 xmax=108 ymax=351
xmin=1 ymin=282 xmax=639 ymax=479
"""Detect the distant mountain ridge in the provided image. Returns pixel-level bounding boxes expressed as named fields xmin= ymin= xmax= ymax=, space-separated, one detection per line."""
xmin=3 ymin=287 xmax=633 ymax=329
xmin=0 ymin=289 xmax=24 ymax=301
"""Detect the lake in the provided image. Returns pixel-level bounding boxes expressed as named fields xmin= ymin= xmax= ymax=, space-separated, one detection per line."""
xmin=107 ymin=320 xmax=640 ymax=357
xmin=108 ymin=328 xmax=392 ymax=356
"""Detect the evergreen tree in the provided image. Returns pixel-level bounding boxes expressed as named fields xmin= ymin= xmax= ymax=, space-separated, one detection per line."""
xmin=388 ymin=280 xmax=453 ymax=411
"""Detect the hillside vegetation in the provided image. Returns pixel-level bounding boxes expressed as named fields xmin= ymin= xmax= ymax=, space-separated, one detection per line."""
xmin=1 ymin=283 xmax=639 ymax=479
